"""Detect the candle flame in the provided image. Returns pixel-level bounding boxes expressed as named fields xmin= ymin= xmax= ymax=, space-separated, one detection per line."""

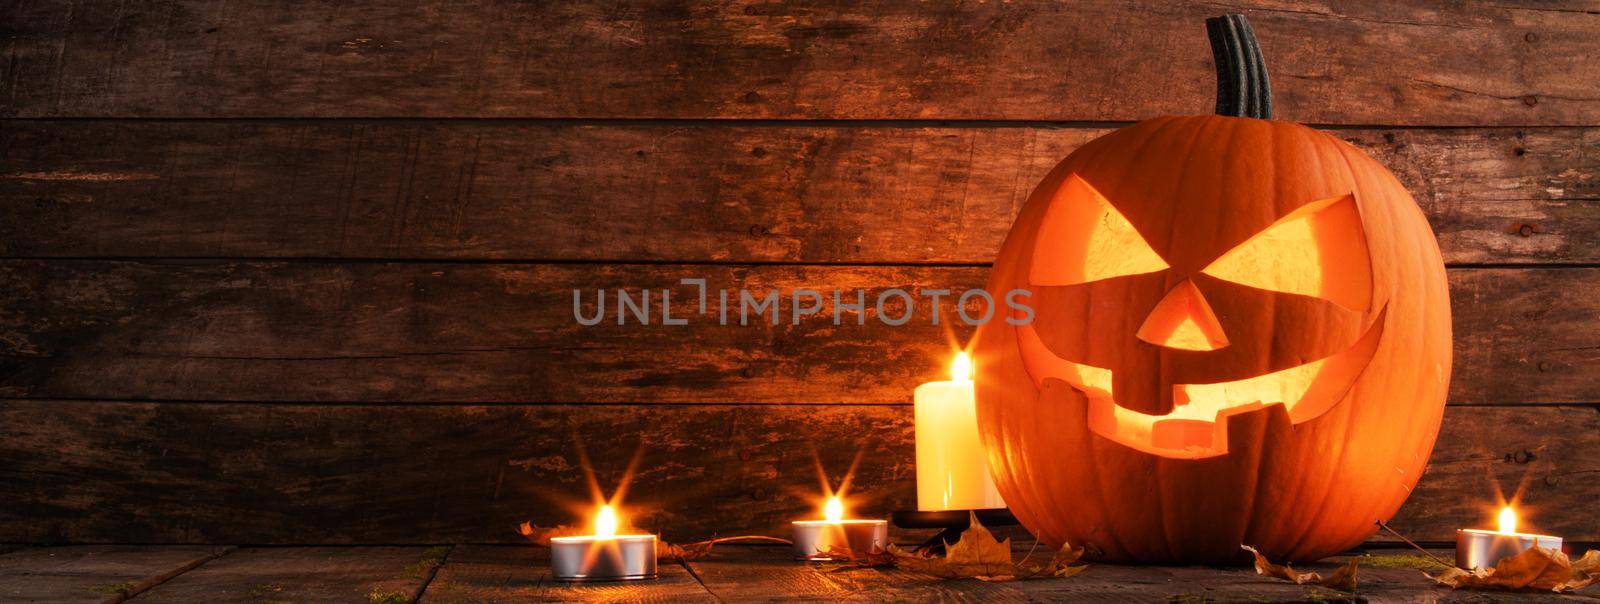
xmin=951 ymin=352 xmax=973 ymax=383
xmin=595 ymin=504 xmax=618 ymax=538
xmin=824 ymin=496 xmax=844 ymax=523
xmin=1497 ymin=506 xmax=1517 ymax=535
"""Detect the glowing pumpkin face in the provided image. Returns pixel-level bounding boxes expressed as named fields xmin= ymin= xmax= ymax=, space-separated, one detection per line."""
xmin=1017 ymin=168 xmax=1384 ymax=459
xmin=971 ymin=115 xmax=1453 ymax=563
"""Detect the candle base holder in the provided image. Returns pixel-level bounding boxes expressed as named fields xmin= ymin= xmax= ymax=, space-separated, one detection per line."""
xmin=1456 ymin=528 xmax=1563 ymax=570
xmin=550 ymin=535 xmax=659 ymax=582
xmin=791 ymin=519 xmax=889 ymax=561
xmin=892 ymin=508 xmax=1018 ymax=555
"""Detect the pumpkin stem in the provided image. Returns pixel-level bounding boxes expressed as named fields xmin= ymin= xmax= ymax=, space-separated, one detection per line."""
xmin=1206 ymin=14 xmax=1273 ymax=119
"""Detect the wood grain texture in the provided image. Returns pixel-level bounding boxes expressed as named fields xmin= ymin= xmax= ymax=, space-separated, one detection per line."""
xmin=1 ymin=400 xmax=1594 ymax=545
xmin=424 ymin=545 xmax=713 ymax=603
xmin=0 ymin=261 xmax=967 ymax=404
xmin=686 ymin=544 xmax=1020 ymax=602
xmin=4 ymin=1 xmax=1599 ymax=124
xmin=0 ymin=401 xmax=919 ymax=545
xmin=2 ymin=261 xmax=1597 ymax=405
xmin=1389 ymin=406 xmax=1600 ymax=543
xmin=2 ymin=122 xmax=1597 ymax=264
xmin=682 ymin=546 xmax=1596 ymax=603
xmin=0 ymin=545 xmax=231 ymax=604
xmin=130 ymin=547 xmax=441 ymax=603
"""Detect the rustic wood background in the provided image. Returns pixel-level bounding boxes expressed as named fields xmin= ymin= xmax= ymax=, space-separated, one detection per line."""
xmin=2 ymin=0 xmax=1597 ymax=546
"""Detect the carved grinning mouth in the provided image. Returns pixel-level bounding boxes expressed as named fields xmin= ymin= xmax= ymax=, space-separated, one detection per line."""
xmin=1016 ymin=306 xmax=1387 ymax=459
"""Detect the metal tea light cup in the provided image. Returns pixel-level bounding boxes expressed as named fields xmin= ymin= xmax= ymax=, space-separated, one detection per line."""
xmin=791 ymin=519 xmax=888 ymax=561
xmin=1455 ymin=529 xmax=1562 ymax=570
xmin=550 ymin=534 xmax=658 ymax=581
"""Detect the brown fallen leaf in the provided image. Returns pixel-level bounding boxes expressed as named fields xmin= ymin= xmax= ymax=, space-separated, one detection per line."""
xmin=1570 ymin=550 xmax=1600 ymax=591
xmin=660 ymin=536 xmax=794 ymax=562
xmin=823 ymin=545 xmax=897 ymax=571
xmin=1429 ymin=547 xmax=1600 ymax=592
xmin=889 ymin=512 xmax=1087 ymax=581
xmin=1025 ymin=542 xmax=1090 ymax=580
xmin=656 ymin=539 xmax=708 ymax=561
xmin=1242 ymin=545 xmax=1358 ymax=591
xmin=517 ymin=522 xmax=585 ymax=546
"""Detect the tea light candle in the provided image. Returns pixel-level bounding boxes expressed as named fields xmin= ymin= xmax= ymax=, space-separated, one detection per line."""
xmin=1456 ymin=506 xmax=1563 ymax=570
xmin=791 ymin=496 xmax=888 ymax=561
xmin=550 ymin=505 xmax=658 ymax=581
xmin=913 ymin=352 xmax=1005 ymax=511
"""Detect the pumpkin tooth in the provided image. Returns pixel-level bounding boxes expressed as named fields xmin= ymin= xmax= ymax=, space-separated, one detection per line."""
xmin=1016 ymin=307 xmax=1386 ymax=459
xmin=1015 ymin=319 xmax=1114 ymax=395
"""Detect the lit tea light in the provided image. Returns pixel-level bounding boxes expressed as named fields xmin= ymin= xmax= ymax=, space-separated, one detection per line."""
xmin=791 ymin=496 xmax=888 ymax=561
xmin=913 ymin=352 xmax=1004 ymax=512
xmin=1456 ymin=505 xmax=1563 ymax=570
xmin=550 ymin=504 xmax=658 ymax=581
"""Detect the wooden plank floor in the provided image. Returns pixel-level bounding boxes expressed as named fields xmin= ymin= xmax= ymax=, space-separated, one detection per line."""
xmin=125 ymin=547 xmax=446 ymax=603
xmin=0 ymin=546 xmax=230 ymax=604
xmin=1 ymin=544 xmax=1592 ymax=603
xmin=423 ymin=545 xmax=712 ymax=603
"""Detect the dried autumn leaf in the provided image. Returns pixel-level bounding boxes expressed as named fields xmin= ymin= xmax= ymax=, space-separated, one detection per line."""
xmin=891 ymin=514 xmax=1012 ymax=579
xmin=1568 ymin=550 xmax=1600 ymax=591
xmin=823 ymin=546 xmax=897 ymax=571
xmin=655 ymin=539 xmax=705 ymax=561
xmin=659 ymin=536 xmax=793 ymax=561
xmin=1242 ymin=545 xmax=1358 ymax=591
xmin=516 ymin=522 xmax=585 ymax=546
xmin=517 ymin=521 xmax=792 ymax=562
xmin=1430 ymin=547 xmax=1600 ymax=592
xmin=889 ymin=512 xmax=1087 ymax=582
xmin=1018 ymin=542 xmax=1089 ymax=580
xmin=516 ymin=520 xmax=646 ymax=545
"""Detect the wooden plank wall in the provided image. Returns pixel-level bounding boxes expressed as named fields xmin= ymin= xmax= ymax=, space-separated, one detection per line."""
xmin=2 ymin=0 xmax=1597 ymax=545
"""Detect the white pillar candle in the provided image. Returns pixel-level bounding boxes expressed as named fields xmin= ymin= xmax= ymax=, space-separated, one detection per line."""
xmin=913 ymin=352 xmax=1005 ymax=511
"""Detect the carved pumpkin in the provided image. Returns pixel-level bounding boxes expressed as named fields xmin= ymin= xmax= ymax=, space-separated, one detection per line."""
xmin=971 ymin=15 xmax=1451 ymax=563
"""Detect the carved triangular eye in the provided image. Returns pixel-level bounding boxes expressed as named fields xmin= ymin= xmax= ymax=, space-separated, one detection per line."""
xmin=1030 ymin=174 xmax=1168 ymax=286
xmin=1201 ymin=194 xmax=1372 ymax=311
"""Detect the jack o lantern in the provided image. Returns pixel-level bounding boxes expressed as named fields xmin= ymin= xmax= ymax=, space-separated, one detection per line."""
xmin=971 ymin=15 xmax=1451 ymax=564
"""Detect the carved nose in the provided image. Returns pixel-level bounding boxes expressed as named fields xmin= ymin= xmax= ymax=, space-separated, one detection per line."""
xmin=1137 ymin=280 xmax=1229 ymax=351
